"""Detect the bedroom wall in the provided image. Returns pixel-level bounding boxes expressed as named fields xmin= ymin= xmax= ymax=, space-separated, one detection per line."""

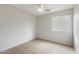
xmin=74 ymin=5 xmax=79 ymax=53
xmin=0 ymin=5 xmax=37 ymax=52
xmin=37 ymin=9 xmax=73 ymax=46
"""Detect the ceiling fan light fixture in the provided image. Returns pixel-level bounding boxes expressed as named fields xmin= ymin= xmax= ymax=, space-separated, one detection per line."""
xmin=37 ymin=4 xmax=50 ymax=13
xmin=37 ymin=8 xmax=43 ymax=12
xmin=37 ymin=4 xmax=44 ymax=13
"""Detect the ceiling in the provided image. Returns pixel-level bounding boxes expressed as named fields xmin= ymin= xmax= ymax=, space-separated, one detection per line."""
xmin=12 ymin=4 xmax=75 ymax=16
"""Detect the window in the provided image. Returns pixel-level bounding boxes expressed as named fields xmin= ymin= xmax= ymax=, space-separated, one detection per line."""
xmin=52 ymin=15 xmax=72 ymax=31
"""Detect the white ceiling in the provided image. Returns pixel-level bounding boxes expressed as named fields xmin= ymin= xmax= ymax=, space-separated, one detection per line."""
xmin=12 ymin=4 xmax=75 ymax=16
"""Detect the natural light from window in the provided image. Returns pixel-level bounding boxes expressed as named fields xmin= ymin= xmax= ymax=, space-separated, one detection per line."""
xmin=52 ymin=15 xmax=72 ymax=31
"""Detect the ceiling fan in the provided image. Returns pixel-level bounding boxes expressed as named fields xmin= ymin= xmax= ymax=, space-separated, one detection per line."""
xmin=37 ymin=4 xmax=51 ymax=13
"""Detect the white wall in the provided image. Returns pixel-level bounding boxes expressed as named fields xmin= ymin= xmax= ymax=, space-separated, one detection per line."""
xmin=37 ymin=9 xmax=73 ymax=46
xmin=74 ymin=5 xmax=79 ymax=53
xmin=0 ymin=5 xmax=37 ymax=52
